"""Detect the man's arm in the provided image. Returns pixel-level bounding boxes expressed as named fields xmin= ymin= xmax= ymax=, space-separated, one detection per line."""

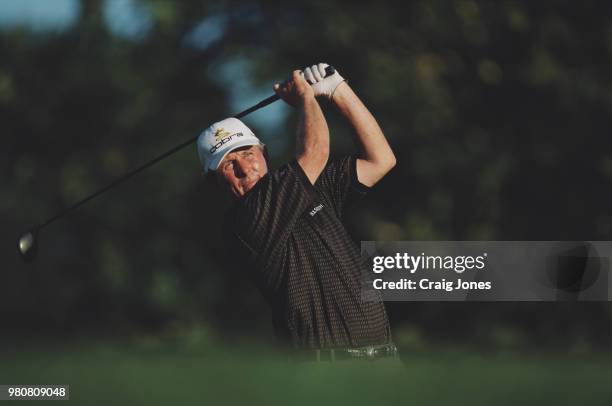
xmin=274 ymin=70 xmax=330 ymax=184
xmin=331 ymin=82 xmax=396 ymax=187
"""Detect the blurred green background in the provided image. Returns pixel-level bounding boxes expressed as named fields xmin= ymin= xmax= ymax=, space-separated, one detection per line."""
xmin=2 ymin=0 xmax=612 ymax=403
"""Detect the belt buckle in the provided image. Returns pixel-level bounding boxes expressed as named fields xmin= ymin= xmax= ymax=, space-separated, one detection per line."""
xmin=366 ymin=346 xmax=376 ymax=361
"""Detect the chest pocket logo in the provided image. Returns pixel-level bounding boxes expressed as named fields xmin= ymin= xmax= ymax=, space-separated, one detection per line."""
xmin=309 ymin=204 xmax=324 ymax=217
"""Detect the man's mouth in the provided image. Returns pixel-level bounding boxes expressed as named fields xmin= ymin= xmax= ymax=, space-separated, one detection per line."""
xmin=243 ymin=177 xmax=259 ymax=190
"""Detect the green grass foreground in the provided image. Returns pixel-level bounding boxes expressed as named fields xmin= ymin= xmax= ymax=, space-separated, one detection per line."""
xmin=1 ymin=340 xmax=611 ymax=405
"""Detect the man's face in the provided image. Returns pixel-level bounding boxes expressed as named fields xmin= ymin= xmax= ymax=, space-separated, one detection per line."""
xmin=216 ymin=145 xmax=268 ymax=198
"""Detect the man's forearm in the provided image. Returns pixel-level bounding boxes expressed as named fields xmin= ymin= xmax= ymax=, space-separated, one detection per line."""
xmin=332 ymin=82 xmax=396 ymax=186
xmin=296 ymin=96 xmax=330 ymax=184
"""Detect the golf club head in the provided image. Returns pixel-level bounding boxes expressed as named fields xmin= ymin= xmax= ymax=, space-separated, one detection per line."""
xmin=18 ymin=228 xmax=39 ymax=262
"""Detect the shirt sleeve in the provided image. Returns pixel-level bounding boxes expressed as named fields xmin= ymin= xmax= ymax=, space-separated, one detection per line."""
xmin=315 ymin=155 xmax=371 ymax=219
xmin=231 ymin=160 xmax=317 ymax=284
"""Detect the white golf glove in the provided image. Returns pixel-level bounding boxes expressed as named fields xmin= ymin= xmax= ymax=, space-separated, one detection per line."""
xmin=302 ymin=63 xmax=345 ymax=100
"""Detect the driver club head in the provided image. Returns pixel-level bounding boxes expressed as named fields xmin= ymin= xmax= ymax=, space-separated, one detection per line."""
xmin=18 ymin=228 xmax=39 ymax=262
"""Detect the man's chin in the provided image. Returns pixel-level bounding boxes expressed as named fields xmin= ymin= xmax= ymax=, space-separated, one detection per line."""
xmin=235 ymin=178 xmax=260 ymax=197
xmin=243 ymin=178 xmax=260 ymax=191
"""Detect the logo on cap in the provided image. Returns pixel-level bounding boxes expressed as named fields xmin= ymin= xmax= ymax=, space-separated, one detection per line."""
xmin=214 ymin=128 xmax=231 ymax=141
xmin=209 ymin=131 xmax=244 ymax=154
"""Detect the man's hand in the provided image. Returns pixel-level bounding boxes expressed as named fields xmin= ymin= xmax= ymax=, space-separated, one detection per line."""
xmin=273 ymin=70 xmax=314 ymax=107
xmin=303 ymin=63 xmax=345 ymax=100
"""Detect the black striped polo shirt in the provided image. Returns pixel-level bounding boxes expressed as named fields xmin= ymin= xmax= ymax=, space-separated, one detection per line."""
xmin=227 ymin=156 xmax=391 ymax=349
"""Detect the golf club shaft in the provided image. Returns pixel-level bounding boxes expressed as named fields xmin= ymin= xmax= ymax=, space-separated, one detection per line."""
xmin=37 ymin=95 xmax=280 ymax=230
xmin=33 ymin=66 xmax=335 ymax=231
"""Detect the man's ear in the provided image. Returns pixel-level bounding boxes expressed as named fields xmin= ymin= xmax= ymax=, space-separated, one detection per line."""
xmin=261 ymin=145 xmax=270 ymax=167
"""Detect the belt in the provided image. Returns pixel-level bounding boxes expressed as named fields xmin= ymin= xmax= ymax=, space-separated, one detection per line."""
xmin=290 ymin=343 xmax=399 ymax=363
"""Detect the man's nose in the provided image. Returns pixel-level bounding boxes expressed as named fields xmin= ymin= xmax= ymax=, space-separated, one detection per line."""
xmin=233 ymin=158 xmax=250 ymax=177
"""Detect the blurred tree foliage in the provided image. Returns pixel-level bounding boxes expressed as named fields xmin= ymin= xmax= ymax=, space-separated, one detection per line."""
xmin=2 ymin=0 xmax=612 ymax=349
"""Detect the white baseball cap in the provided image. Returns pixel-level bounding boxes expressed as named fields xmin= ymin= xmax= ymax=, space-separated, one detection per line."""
xmin=197 ymin=117 xmax=263 ymax=173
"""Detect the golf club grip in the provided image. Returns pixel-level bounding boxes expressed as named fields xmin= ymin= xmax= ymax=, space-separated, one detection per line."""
xmin=233 ymin=66 xmax=336 ymax=119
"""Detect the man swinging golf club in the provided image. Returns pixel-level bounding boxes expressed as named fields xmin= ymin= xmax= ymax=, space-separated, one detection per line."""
xmin=197 ymin=63 xmax=397 ymax=362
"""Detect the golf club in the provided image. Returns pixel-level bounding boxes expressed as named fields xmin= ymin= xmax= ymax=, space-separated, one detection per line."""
xmin=18 ymin=66 xmax=336 ymax=262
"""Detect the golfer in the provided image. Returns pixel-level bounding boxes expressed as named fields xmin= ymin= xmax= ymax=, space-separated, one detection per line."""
xmin=197 ymin=63 xmax=397 ymax=362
